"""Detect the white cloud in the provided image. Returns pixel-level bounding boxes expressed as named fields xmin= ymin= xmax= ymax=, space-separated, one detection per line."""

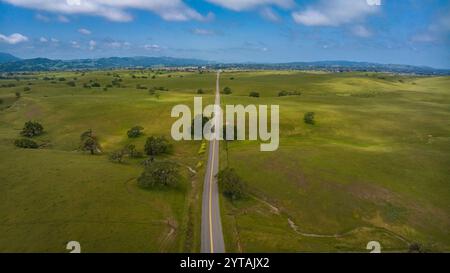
xmin=0 ymin=33 xmax=29 ymax=44
xmin=57 ymin=15 xmax=70 ymax=23
xmin=39 ymin=37 xmax=48 ymax=42
xmin=2 ymin=0 xmax=210 ymax=22
xmin=35 ymin=13 xmax=70 ymax=23
xmin=78 ymin=28 xmax=91 ymax=35
xmin=51 ymin=38 xmax=59 ymax=43
xmin=103 ymin=40 xmax=131 ymax=49
xmin=89 ymin=40 xmax=96 ymax=50
xmin=260 ymin=7 xmax=280 ymax=22
xmin=191 ymin=28 xmax=216 ymax=36
xmin=205 ymin=0 xmax=293 ymax=11
xmin=35 ymin=13 xmax=50 ymax=22
xmin=71 ymin=41 xmax=80 ymax=48
xmin=144 ymin=44 xmax=162 ymax=51
xmin=352 ymin=25 xmax=372 ymax=38
xmin=292 ymin=0 xmax=379 ymax=26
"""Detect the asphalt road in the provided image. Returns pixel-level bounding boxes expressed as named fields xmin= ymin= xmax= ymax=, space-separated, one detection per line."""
xmin=200 ymin=71 xmax=225 ymax=253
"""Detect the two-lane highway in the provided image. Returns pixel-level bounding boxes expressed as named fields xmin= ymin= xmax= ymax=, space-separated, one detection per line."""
xmin=201 ymin=71 xmax=225 ymax=253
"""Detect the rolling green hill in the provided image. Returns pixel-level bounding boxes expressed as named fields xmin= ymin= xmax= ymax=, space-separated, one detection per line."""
xmin=0 ymin=70 xmax=448 ymax=252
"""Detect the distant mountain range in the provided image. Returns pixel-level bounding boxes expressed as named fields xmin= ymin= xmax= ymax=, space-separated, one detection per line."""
xmin=215 ymin=61 xmax=450 ymax=75
xmin=0 ymin=52 xmax=21 ymax=64
xmin=0 ymin=53 xmax=449 ymax=75
xmin=0 ymin=55 xmax=211 ymax=72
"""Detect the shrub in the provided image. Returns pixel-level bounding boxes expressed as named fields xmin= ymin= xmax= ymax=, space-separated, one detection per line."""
xmin=58 ymin=77 xmax=66 ymax=81
xmin=222 ymin=86 xmax=232 ymax=94
xmin=15 ymin=92 xmax=21 ymax=98
xmin=23 ymin=86 xmax=31 ymax=92
xmin=67 ymin=81 xmax=76 ymax=87
xmin=218 ymin=168 xmax=245 ymax=200
xmin=304 ymin=112 xmax=315 ymax=125
xmin=408 ymin=243 xmax=425 ymax=253
xmin=144 ymin=136 xmax=171 ymax=156
xmin=127 ymin=126 xmax=144 ymax=138
xmin=249 ymin=91 xmax=260 ymax=97
xmin=20 ymin=121 xmax=44 ymax=137
xmin=278 ymin=90 xmax=301 ymax=97
xmin=138 ymin=161 xmax=180 ymax=188
xmin=91 ymin=82 xmax=101 ymax=88
xmin=109 ymin=150 xmax=125 ymax=163
xmin=125 ymin=144 xmax=144 ymax=158
xmin=197 ymin=88 xmax=204 ymax=94
xmin=14 ymin=138 xmax=38 ymax=149
xmin=150 ymin=86 xmax=168 ymax=92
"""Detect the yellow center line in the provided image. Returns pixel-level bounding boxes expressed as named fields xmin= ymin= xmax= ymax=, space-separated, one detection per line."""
xmin=209 ymin=71 xmax=220 ymax=253
xmin=209 ymin=138 xmax=216 ymax=253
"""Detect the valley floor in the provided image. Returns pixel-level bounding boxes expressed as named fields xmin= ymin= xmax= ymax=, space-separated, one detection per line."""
xmin=0 ymin=70 xmax=448 ymax=252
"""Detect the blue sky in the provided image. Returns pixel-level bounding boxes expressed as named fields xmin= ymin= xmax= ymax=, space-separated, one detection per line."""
xmin=0 ymin=0 xmax=449 ymax=68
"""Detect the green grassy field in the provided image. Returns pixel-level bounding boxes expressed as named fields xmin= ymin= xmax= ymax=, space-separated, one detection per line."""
xmin=0 ymin=70 xmax=214 ymax=252
xmin=218 ymin=71 xmax=450 ymax=252
xmin=0 ymin=70 xmax=448 ymax=252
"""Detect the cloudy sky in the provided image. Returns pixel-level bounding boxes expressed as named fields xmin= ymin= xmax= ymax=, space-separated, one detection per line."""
xmin=0 ymin=0 xmax=449 ymax=68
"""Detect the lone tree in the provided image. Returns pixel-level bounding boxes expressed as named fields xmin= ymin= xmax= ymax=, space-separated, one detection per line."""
xmin=249 ymin=91 xmax=260 ymax=98
xmin=144 ymin=136 xmax=171 ymax=156
xmin=127 ymin=126 xmax=144 ymax=138
xmin=21 ymin=121 xmax=44 ymax=137
xmin=218 ymin=168 xmax=245 ymax=200
xmin=222 ymin=86 xmax=232 ymax=94
xmin=80 ymin=129 xmax=101 ymax=155
xmin=304 ymin=112 xmax=315 ymax=125
xmin=138 ymin=161 xmax=181 ymax=188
